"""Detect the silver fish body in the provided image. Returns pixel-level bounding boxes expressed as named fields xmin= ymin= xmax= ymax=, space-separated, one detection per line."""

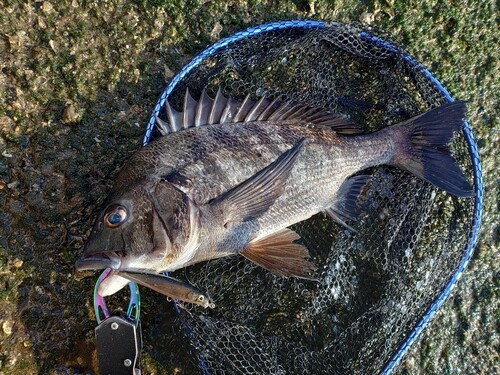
xmin=75 ymin=89 xmax=473 ymax=298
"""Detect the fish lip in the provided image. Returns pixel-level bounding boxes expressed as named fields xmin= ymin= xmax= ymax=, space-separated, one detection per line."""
xmin=74 ymin=251 xmax=122 ymax=272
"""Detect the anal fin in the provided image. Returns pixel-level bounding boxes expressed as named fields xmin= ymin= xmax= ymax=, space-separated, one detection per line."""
xmin=241 ymin=228 xmax=317 ymax=280
xmin=325 ymin=175 xmax=371 ymax=232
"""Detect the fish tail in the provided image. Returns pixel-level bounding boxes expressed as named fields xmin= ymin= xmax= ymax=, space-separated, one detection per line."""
xmin=389 ymin=101 xmax=473 ymax=197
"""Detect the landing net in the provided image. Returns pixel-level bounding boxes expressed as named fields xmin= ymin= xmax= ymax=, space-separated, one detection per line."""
xmin=143 ymin=20 xmax=482 ymax=374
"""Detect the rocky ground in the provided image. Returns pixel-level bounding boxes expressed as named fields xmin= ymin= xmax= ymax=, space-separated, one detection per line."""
xmin=0 ymin=1 xmax=497 ymax=374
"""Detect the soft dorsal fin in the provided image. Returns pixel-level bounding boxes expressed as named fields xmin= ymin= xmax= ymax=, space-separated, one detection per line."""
xmin=155 ymin=88 xmax=362 ymax=135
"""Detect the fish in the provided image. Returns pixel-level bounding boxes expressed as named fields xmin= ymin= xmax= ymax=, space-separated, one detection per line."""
xmin=75 ymin=88 xmax=473 ymax=298
xmin=116 ymin=270 xmax=214 ymax=308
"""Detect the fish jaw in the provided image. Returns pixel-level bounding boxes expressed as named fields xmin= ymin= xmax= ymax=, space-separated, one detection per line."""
xmin=75 ymin=209 xmax=175 ymax=296
xmin=77 ymin=252 xmax=165 ymax=297
xmin=74 ymin=251 xmax=128 ymax=296
xmin=74 ymin=251 xmax=122 ymax=272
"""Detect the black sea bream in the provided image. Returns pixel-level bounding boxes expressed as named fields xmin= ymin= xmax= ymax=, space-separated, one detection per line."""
xmin=75 ymin=89 xmax=473 ymax=300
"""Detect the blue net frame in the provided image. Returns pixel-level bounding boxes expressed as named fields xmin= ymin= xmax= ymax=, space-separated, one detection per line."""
xmin=142 ymin=20 xmax=483 ymax=374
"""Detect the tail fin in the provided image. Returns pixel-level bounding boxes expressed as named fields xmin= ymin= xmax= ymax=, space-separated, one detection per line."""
xmin=390 ymin=101 xmax=473 ymax=197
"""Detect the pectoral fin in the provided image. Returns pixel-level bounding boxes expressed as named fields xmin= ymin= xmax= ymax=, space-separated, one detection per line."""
xmin=241 ymin=228 xmax=317 ymax=280
xmin=209 ymin=139 xmax=306 ymax=222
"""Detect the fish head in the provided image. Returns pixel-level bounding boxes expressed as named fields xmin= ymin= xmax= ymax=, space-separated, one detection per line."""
xmin=75 ymin=180 xmax=190 ymax=295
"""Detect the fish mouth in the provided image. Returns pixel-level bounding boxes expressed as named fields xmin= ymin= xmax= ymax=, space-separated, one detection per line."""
xmin=74 ymin=251 xmax=123 ymax=272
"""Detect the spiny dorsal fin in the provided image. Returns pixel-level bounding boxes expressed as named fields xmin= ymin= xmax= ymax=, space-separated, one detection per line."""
xmin=195 ymin=90 xmax=211 ymax=126
xmin=156 ymin=88 xmax=362 ymax=134
xmin=233 ymin=94 xmax=255 ymax=122
xmin=209 ymin=88 xmax=228 ymax=125
xmin=183 ymin=89 xmax=197 ymax=129
xmin=165 ymin=100 xmax=182 ymax=132
xmin=155 ymin=115 xmax=171 ymax=135
xmin=241 ymin=228 xmax=318 ymax=280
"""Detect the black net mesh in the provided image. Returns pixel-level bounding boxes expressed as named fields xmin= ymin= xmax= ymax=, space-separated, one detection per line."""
xmin=148 ymin=22 xmax=475 ymax=374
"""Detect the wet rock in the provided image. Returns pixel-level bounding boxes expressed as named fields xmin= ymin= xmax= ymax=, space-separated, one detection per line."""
xmin=62 ymin=102 xmax=78 ymax=124
xmin=2 ymin=320 xmax=13 ymax=336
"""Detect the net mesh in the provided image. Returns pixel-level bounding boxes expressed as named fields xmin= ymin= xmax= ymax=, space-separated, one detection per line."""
xmin=146 ymin=22 xmax=475 ymax=374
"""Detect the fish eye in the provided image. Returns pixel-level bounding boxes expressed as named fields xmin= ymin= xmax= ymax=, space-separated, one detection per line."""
xmin=197 ymin=295 xmax=205 ymax=302
xmin=104 ymin=205 xmax=128 ymax=228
